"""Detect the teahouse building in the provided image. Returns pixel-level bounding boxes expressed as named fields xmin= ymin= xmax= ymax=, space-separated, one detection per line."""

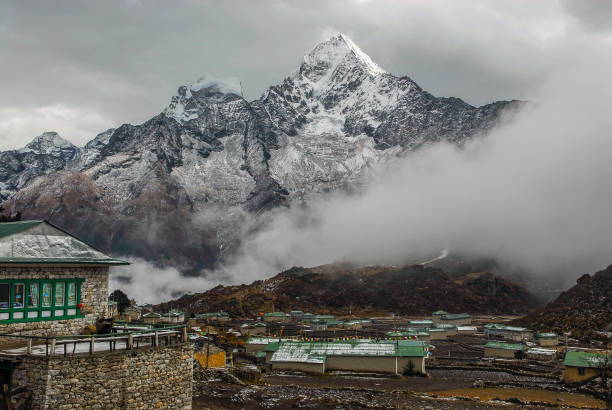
xmin=0 ymin=220 xmax=193 ymax=408
xmin=0 ymin=220 xmax=128 ymax=338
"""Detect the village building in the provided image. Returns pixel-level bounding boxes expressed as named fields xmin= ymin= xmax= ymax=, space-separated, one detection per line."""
xmin=433 ymin=323 xmax=458 ymax=336
xmin=483 ymin=341 xmax=528 ymax=359
xmin=535 ymin=332 xmax=558 ymax=347
xmin=263 ymin=312 xmax=289 ymax=322
xmin=562 ymin=351 xmax=612 ymax=383
xmin=160 ymin=309 xmax=185 ymax=324
xmin=300 ymin=312 xmax=315 ymax=323
xmin=311 ymin=319 xmax=328 ymax=331
xmin=195 ymin=311 xmax=230 ymax=322
xmin=408 ymin=319 xmax=434 ymax=329
xmin=246 ymin=336 xmax=291 ymax=355
xmin=289 ymin=310 xmax=304 ymax=321
xmin=431 ymin=310 xmax=447 ymax=322
xmin=428 ymin=328 xmax=448 ymax=340
xmin=526 ymin=347 xmax=558 ymax=362
xmin=142 ymin=311 xmax=162 ymax=324
xmin=457 ymin=326 xmax=478 ymax=335
xmin=106 ymin=300 xmax=118 ymax=319
xmin=438 ymin=313 xmax=472 ymax=326
xmin=0 ymin=220 xmax=193 ymax=408
xmin=240 ymin=322 xmax=267 ymax=336
xmin=265 ymin=340 xmax=429 ymax=375
xmin=121 ymin=305 xmax=142 ymax=322
xmin=484 ymin=324 xmax=533 ymax=342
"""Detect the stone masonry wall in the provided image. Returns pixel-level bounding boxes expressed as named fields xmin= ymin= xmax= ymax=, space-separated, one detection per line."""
xmin=0 ymin=266 xmax=108 ymax=340
xmin=11 ymin=343 xmax=193 ymax=409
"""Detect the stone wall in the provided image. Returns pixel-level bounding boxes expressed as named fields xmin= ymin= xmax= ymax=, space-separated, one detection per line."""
xmin=0 ymin=265 xmax=109 ymax=340
xmin=11 ymin=343 xmax=193 ymax=409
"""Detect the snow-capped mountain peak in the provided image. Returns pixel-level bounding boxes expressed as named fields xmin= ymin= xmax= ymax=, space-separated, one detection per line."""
xmin=19 ymin=131 xmax=77 ymax=155
xmin=301 ymin=33 xmax=386 ymax=81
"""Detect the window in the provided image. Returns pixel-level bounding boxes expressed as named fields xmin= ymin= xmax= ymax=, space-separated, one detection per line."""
xmin=67 ymin=282 xmax=77 ymax=306
xmin=42 ymin=283 xmax=52 ymax=307
xmin=0 ymin=279 xmax=83 ymax=323
xmin=28 ymin=283 xmax=39 ymax=308
xmin=578 ymin=367 xmax=585 ymax=375
xmin=54 ymin=282 xmax=65 ymax=306
xmin=13 ymin=283 xmax=25 ymax=308
xmin=0 ymin=283 xmax=9 ymax=309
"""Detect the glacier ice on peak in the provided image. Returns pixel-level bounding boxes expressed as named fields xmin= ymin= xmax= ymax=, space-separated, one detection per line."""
xmin=189 ymin=74 xmax=242 ymax=96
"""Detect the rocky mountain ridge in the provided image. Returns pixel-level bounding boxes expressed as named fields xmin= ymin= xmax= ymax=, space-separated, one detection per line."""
xmin=156 ymin=263 xmax=539 ymax=317
xmin=512 ymin=264 xmax=612 ymax=341
xmin=0 ymin=34 xmax=522 ymax=272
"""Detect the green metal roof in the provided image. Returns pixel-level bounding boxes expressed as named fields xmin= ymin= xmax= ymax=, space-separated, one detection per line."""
xmin=432 ymin=310 xmax=447 ymax=315
xmin=484 ymin=341 xmax=527 ymax=351
xmin=0 ymin=220 xmax=44 ymax=238
xmin=563 ymin=351 xmax=612 ymax=368
xmin=443 ymin=313 xmax=471 ymax=320
xmin=270 ymin=340 xmax=428 ymax=363
xmin=434 ymin=324 xmax=457 ymax=329
xmin=536 ymin=332 xmax=558 ymax=339
xmin=264 ymin=312 xmax=287 ymax=317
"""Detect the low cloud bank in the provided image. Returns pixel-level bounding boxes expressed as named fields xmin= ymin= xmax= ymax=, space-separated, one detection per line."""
xmin=112 ymin=50 xmax=612 ymax=304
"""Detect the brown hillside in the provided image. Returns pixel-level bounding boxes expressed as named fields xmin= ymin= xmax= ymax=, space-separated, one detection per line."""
xmin=512 ymin=264 xmax=612 ymax=341
xmin=157 ymin=264 xmax=538 ymax=317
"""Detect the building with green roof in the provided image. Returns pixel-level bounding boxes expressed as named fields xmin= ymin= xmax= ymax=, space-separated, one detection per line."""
xmin=267 ymin=340 xmax=429 ymax=375
xmin=439 ymin=313 xmax=472 ymax=325
xmin=562 ymin=351 xmax=612 ymax=383
xmin=263 ymin=312 xmax=289 ymax=322
xmin=483 ymin=341 xmax=528 ymax=359
xmin=0 ymin=220 xmax=128 ymax=339
xmin=535 ymin=332 xmax=558 ymax=347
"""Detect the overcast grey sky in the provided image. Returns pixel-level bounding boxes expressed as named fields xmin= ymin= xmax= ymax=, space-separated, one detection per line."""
xmin=1 ymin=0 xmax=611 ymax=150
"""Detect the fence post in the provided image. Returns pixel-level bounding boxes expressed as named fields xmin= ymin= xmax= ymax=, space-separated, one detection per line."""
xmin=154 ymin=331 xmax=159 ymax=347
xmin=89 ymin=336 xmax=95 ymax=355
xmin=127 ymin=334 xmax=133 ymax=350
xmin=27 ymin=338 xmax=32 ymax=355
xmin=50 ymin=339 xmax=56 ymax=356
xmin=183 ymin=326 xmax=188 ymax=343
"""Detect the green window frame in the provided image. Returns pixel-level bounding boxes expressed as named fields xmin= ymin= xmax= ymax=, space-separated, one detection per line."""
xmin=0 ymin=279 xmax=84 ymax=324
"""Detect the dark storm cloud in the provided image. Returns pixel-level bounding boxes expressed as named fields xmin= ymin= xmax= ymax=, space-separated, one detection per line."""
xmin=0 ymin=0 xmax=610 ymax=149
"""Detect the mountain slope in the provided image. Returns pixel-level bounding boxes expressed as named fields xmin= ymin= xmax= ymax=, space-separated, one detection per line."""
xmin=157 ymin=264 xmax=538 ymax=317
xmin=0 ymin=34 xmax=522 ymax=272
xmin=512 ymin=265 xmax=612 ymax=340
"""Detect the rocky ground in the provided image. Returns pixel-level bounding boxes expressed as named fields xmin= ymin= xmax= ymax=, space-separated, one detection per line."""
xmin=192 ymin=367 xmax=608 ymax=409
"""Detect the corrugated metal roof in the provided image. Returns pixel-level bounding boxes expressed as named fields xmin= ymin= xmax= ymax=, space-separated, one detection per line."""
xmin=563 ymin=351 xmax=612 ymax=368
xmin=484 ymin=341 xmax=527 ymax=351
xmin=0 ymin=220 xmax=128 ymax=266
xmin=0 ymin=220 xmax=44 ymax=238
xmin=269 ymin=340 xmax=428 ymax=363
xmin=0 ymin=257 xmax=129 ymax=265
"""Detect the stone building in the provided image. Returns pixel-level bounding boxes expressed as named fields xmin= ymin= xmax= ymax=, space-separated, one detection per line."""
xmin=0 ymin=220 xmax=193 ymax=409
xmin=0 ymin=220 xmax=127 ymax=338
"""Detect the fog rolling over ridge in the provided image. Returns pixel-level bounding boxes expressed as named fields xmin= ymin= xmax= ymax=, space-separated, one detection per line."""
xmin=111 ymin=50 xmax=612 ymax=304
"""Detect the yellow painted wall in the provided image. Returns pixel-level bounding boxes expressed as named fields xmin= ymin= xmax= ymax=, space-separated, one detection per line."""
xmin=195 ymin=350 xmax=226 ymax=368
